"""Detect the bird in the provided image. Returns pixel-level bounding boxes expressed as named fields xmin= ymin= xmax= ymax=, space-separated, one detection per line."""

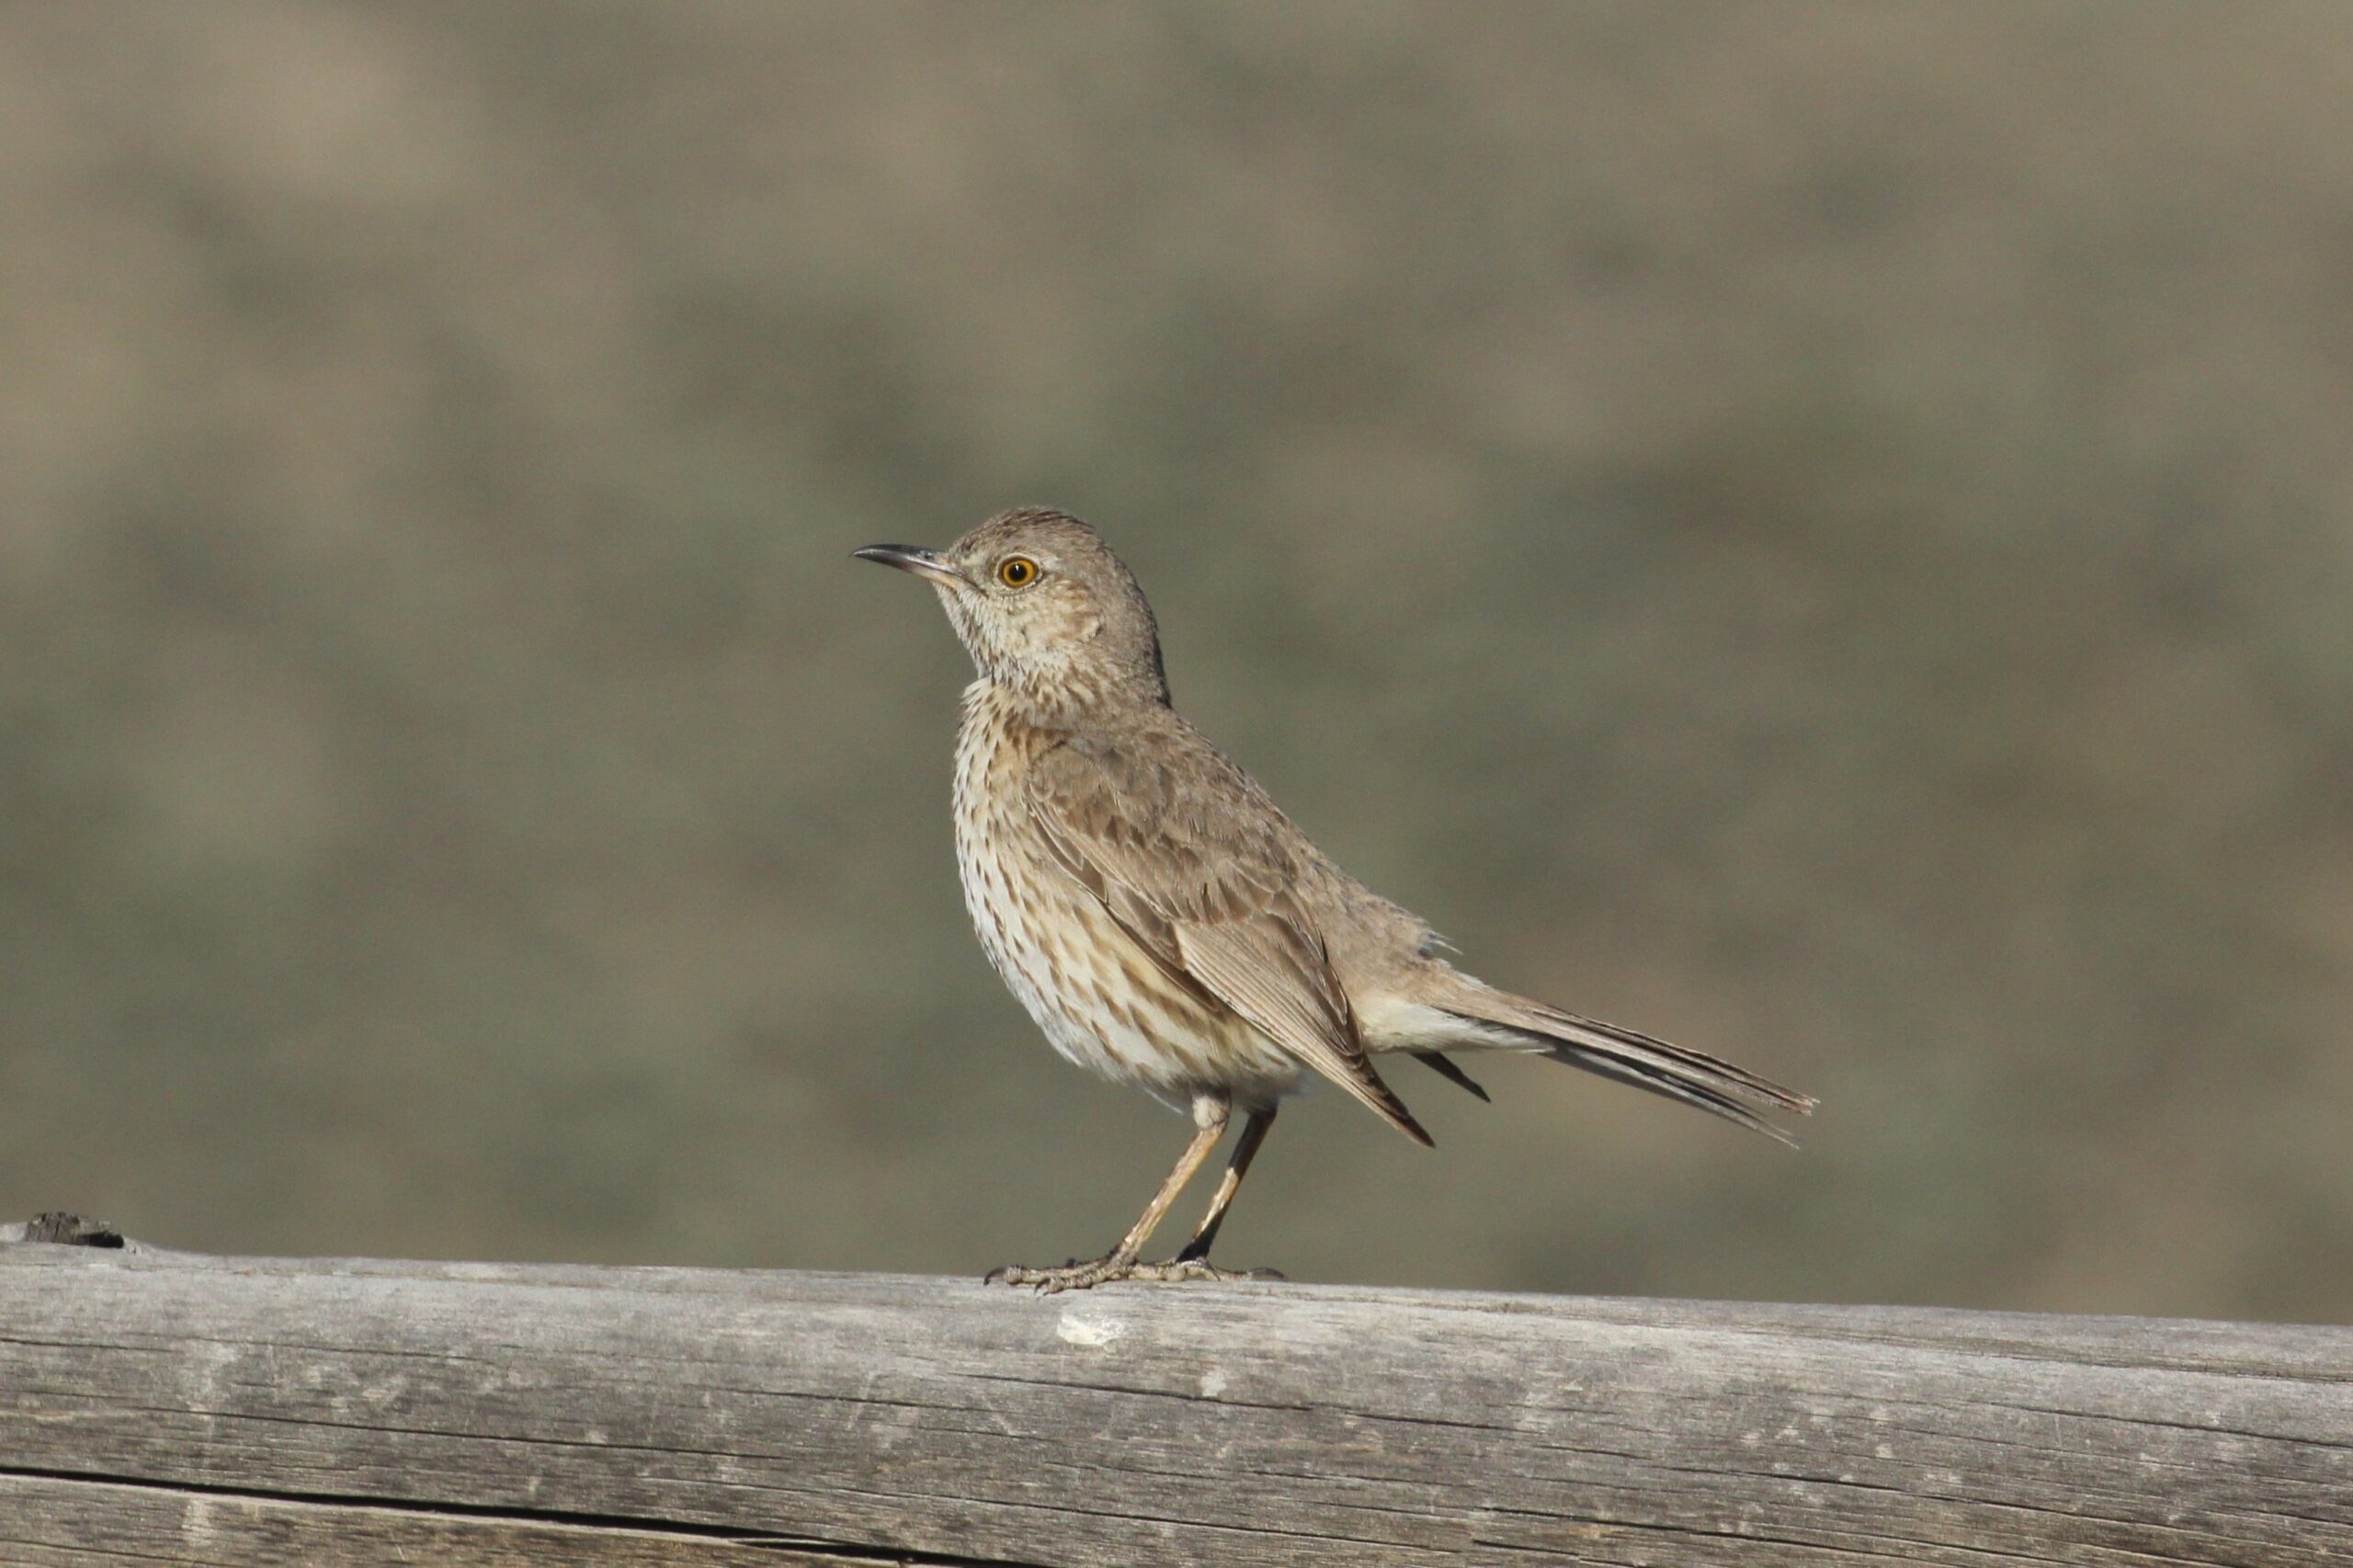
xmin=855 ymin=508 xmax=1813 ymax=1292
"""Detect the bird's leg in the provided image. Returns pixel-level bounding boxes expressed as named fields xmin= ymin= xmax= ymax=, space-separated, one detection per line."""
xmin=987 ymin=1095 xmax=1229 ymax=1292
xmin=1172 ymin=1107 xmax=1276 ymax=1263
xmin=1130 ymin=1107 xmax=1282 ymax=1282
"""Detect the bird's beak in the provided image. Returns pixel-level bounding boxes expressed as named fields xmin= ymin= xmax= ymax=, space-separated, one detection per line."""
xmin=852 ymin=544 xmax=964 ymax=588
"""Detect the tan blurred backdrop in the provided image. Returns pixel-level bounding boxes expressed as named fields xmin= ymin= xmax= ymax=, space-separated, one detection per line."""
xmin=3 ymin=1 xmax=2349 ymax=1322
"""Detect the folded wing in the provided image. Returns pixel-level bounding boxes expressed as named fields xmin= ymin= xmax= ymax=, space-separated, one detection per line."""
xmin=1026 ymin=728 xmax=1430 ymax=1145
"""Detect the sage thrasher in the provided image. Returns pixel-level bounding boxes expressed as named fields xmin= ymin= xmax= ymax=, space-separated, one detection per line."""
xmin=857 ymin=508 xmax=1812 ymax=1292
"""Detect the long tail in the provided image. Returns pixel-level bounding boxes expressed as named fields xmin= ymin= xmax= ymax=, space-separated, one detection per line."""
xmin=1429 ymin=978 xmax=1816 ymax=1145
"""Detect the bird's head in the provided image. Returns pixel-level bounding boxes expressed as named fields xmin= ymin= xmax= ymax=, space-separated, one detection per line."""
xmin=855 ymin=508 xmax=1169 ymax=707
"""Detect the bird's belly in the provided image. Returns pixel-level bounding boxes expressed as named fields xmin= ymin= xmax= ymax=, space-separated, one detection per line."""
xmin=955 ymin=810 xmax=1299 ymax=1102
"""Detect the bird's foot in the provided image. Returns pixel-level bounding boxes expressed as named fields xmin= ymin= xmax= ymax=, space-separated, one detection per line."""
xmin=983 ymin=1255 xmax=1284 ymax=1293
xmin=984 ymin=1254 xmax=1134 ymax=1293
xmin=1129 ymin=1257 xmax=1286 ymax=1285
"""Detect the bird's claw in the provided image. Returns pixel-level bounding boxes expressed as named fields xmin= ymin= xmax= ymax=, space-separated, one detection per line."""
xmin=1130 ymin=1257 xmax=1285 ymax=1285
xmin=983 ymin=1256 xmax=1284 ymax=1293
xmin=984 ymin=1256 xmax=1131 ymax=1293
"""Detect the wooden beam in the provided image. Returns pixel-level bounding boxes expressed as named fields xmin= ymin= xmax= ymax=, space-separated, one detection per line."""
xmin=1 ymin=1225 xmax=2347 ymax=1566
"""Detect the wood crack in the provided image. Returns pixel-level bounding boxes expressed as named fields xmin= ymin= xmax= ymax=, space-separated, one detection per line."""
xmin=0 ymin=1463 xmax=1038 ymax=1568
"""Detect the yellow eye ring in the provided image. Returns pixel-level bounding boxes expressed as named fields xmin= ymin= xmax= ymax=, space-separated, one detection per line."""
xmin=995 ymin=555 xmax=1040 ymax=588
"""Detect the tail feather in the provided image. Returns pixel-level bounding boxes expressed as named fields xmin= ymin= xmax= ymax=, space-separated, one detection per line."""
xmin=1410 ymin=1049 xmax=1492 ymax=1102
xmin=1433 ymin=983 xmax=1815 ymax=1145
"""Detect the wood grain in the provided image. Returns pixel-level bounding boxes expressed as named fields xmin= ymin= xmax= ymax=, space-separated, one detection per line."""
xmin=0 ymin=1235 xmax=2346 ymax=1566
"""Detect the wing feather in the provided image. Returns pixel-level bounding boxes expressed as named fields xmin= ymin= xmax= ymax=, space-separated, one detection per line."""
xmin=1027 ymin=730 xmax=1429 ymax=1144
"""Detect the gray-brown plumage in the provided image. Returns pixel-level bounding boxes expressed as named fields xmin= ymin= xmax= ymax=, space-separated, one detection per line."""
xmin=856 ymin=508 xmax=1813 ymax=1291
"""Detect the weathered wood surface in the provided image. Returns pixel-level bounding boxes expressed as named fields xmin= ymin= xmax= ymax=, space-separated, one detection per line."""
xmin=0 ymin=1230 xmax=2347 ymax=1567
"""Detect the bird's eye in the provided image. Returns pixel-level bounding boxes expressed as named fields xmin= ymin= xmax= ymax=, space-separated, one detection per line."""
xmin=995 ymin=555 xmax=1040 ymax=588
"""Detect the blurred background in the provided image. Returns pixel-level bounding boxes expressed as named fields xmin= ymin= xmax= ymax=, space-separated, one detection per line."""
xmin=3 ymin=1 xmax=2349 ymax=1324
